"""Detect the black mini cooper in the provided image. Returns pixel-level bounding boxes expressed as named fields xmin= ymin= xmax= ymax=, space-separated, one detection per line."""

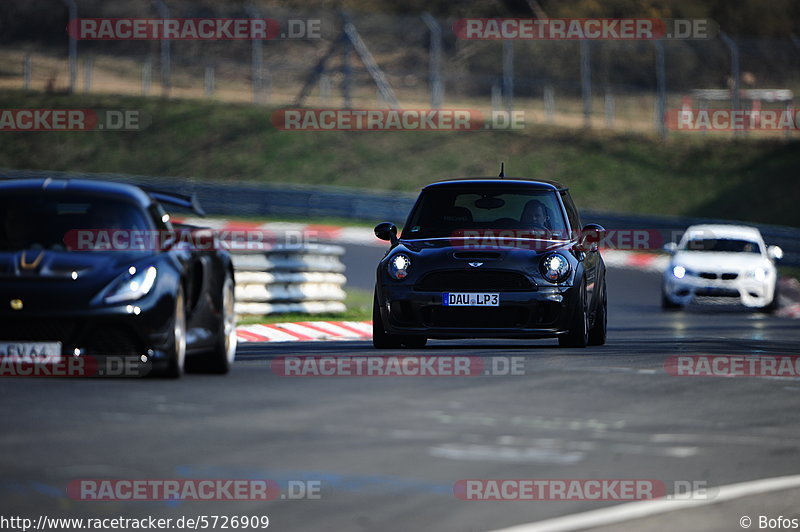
xmin=373 ymin=178 xmax=607 ymax=348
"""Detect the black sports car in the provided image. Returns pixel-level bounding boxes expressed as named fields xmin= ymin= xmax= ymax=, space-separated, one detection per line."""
xmin=0 ymin=178 xmax=237 ymax=377
xmin=372 ymin=178 xmax=607 ymax=348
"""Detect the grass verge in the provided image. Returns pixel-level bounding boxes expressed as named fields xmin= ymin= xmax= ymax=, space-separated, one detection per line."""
xmin=1 ymin=89 xmax=798 ymax=227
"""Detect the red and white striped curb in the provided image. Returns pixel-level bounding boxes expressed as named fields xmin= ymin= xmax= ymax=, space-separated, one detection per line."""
xmin=237 ymin=321 xmax=373 ymax=342
xmin=599 ymin=249 xmax=669 ymax=272
xmin=779 ymin=305 xmax=800 ymax=318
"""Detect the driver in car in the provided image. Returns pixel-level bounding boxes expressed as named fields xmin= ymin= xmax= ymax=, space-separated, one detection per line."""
xmin=521 ymin=199 xmax=553 ymax=238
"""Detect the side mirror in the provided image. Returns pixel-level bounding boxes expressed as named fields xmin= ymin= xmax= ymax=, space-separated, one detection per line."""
xmin=575 ymin=223 xmax=606 ymax=252
xmin=663 ymin=242 xmax=678 ymax=254
xmin=374 ymin=222 xmax=398 ymax=246
xmin=768 ymin=245 xmax=783 ymax=261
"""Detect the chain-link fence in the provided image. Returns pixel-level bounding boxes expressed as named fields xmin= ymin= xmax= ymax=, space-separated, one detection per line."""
xmin=2 ymin=0 xmax=800 ymax=136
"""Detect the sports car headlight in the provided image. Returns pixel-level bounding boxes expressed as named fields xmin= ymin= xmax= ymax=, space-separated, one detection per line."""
xmin=672 ymin=265 xmax=686 ymax=279
xmin=388 ymin=254 xmax=411 ymax=280
xmin=746 ymin=268 xmax=767 ymax=282
xmin=540 ymin=253 xmax=570 ymax=283
xmin=105 ymin=266 xmax=157 ymax=303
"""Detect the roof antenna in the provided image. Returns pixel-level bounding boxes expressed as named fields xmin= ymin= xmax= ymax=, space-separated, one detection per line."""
xmin=498 ymin=162 xmax=505 ymax=178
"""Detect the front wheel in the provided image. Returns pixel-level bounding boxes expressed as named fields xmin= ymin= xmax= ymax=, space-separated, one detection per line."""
xmin=559 ymin=280 xmax=589 ymax=348
xmin=373 ymin=293 xmax=402 ymax=349
xmin=194 ymin=273 xmax=237 ymax=374
xmin=161 ymin=286 xmax=187 ymax=378
xmin=588 ymin=281 xmax=607 ymax=346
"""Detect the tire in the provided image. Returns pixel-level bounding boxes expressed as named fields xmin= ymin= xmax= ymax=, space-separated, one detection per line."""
xmin=401 ymin=336 xmax=427 ymax=349
xmin=559 ymin=280 xmax=589 ymax=348
xmin=162 ymin=286 xmax=187 ymax=378
xmin=661 ymin=288 xmax=683 ymax=310
xmin=588 ymin=281 xmax=607 ymax=346
xmin=373 ymin=293 xmax=401 ymax=349
xmin=194 ymin=273 xmax=237 ymax=374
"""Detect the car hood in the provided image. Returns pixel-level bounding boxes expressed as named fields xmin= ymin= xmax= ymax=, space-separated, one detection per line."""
xmin=0 ymin=250 xmax=157 ymax=312
xmin=400 ymin=237 xmax=571 ymax=254
xmin=671 ymin=251 xmax=771 ymax=272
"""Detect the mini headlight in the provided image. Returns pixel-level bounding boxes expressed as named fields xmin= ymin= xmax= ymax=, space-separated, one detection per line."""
xmin=388 ymin=254 xmax=411 ymax=280
xmin=105 ymin=266 xmax=157 ymax=303
xmin=672 ymin=265 xmax=686 ymax=279
xmin=540 ymin=253 xmax=570 ymax=283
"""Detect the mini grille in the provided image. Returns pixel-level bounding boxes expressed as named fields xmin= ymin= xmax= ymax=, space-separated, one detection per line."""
xmin=416 ymin=270 xmax=532 ymax=291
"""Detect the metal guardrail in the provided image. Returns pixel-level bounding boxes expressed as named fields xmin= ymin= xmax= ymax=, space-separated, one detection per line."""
xmin=2 ymin=168 xmax=799 ymax=267
xmin=0 ymin=168 xmax=416 ymax=222
xmin=232 ymin=243 xmax=347 ymax=316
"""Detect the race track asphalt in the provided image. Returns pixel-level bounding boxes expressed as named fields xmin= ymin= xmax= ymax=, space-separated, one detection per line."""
xmin=1 ymin=244 xmax=798 ymax=532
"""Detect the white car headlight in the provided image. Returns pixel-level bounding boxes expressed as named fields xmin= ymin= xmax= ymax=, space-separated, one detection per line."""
xmin=672 ymin=265 xmax=686 ymax=279
xmin=105 ymin=266 xmax=157 ymax=303
xmin=388 ymin=254 xmax=411 ymax=280
xmin=540 ymin=253 xmax=571 ymax=283
xmin=747 ymin=268 xmax=767 ymax=282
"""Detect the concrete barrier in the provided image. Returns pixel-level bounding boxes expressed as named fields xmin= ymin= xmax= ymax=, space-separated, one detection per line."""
xmin=231 ymin=243 xmax=347 ymax=316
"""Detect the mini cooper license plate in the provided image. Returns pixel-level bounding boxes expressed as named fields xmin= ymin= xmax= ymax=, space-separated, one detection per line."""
xmin=0 ymin=341 xmax=62 ymax=362
xmin=442 ymin=293 xmax=500 ymax=307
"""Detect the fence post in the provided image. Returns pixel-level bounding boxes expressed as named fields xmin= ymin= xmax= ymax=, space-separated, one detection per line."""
xmin=320 ymin=73 xmax=331 ymax=104
xmin=503 ymin=39 xmax=514 ymax=113
xmin=699 ymin=97 xmax=708 ymax=136
xmin=246 ymin=4 xmax=264 ymax=104
xmin=544 ymin=85 xmax=555 ymax=123
xmin=23 ymin=54 xmax=31 ymax=90
xmin=491 ymin=82 xmax=502 ymax=112
xmin=83 ymin=57 xmax=93 ymax=93
xmin=604 ymin=87 xmax=614 ymax=128
xmin=342 ymin=39 xmax=352 ymax=108
xmin=142 ymin=59 xmax=152 ymax=95
xmin=204 ymin=65 xmax=215 ymax=96
xmin=421 ymin=13 xmax=443 ymax=109
xmin=580 ymin=39 xmax=591 ymax=128
xmin=654 ymin=38 xmax=666 ymax=139
xmin=263 ymin=68 xmax=272 ymax=103
xmin=61 ymin=0 xmax=78 ymax=93
xmin=153 ymin=0 xmax=171 ymax=98
xmin=720 ymin=32 xmax=740 ymax=136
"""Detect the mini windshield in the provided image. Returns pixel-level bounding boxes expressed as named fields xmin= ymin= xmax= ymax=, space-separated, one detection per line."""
xmin=402 ymin=188 xmax=568 ymax=239
xmin=0 ymin=194 xmax=151 ymax=252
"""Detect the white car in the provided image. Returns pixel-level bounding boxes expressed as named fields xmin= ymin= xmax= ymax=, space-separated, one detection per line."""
xmin=662 ymin=224 xmax=783 ymax=312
